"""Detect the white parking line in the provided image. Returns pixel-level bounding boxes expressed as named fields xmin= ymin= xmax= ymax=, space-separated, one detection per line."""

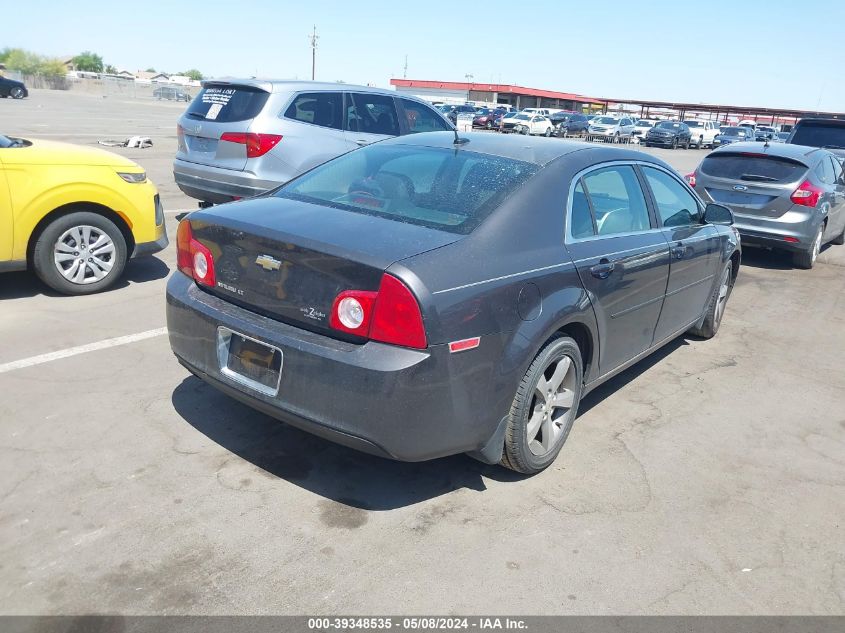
xmin=0 ymin=328 xmax=168 ymax=375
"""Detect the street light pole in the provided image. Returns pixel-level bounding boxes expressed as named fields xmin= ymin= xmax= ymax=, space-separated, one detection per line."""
xmin=310 ymin=25 xmax=319 ymax=81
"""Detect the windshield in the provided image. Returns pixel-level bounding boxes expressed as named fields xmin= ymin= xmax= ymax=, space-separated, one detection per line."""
xmin=723 ymin=127 xmax=748 ymax=137
xmin=276 ymin=144 xmax=540 ymax=235
xmin=595 ymin=117 xmax=617 ymax=124
xmin=701 ymin=153 xmax=808 ymax=182
xmin=514 ymin=114 xmax=531 ymax=121
xmin=684 ymin=121 xmax=703 ymax=128
xmin=791 ymin=121 xmax=845 ymax=149
xmin=636 ymin=120 xmax=654 ymax=127
xmin=656 ymin=121 xmax=681 ymax=129
xmin=184 ymin=84 xmax=270 ymax=122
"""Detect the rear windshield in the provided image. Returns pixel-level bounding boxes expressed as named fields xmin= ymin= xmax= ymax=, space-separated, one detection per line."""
xmin=700 ymin=153 xmax=808 ymax=182
xmin=656 ymin=121 xmax=681 ymax=129
xmin=595 ymin=117 xmax=617 ymax=124
xmin=722 ymin=127 xmax=749 ymax=136
xmin=184 ymin=84 xmax=269 ymax=122
xmin=791 ymin=121 xmax=845 ymax=149
xmin=276 ymin=144 xmax=540 ymax=235
xmin=684 ymin=121 xmax=703 ymax=127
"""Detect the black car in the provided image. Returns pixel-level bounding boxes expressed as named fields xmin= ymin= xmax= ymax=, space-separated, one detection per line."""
xmin=555 ymin=113 xmax=590 ymax=136
xmin=447 ymin=104 xmax=477 ymax=124
xmin=713 ymin=126 xmax=755 ymax=147
xmin=166 ymin=132 xmax=739 ymax=475
xmin=788 ymin=117 xmax=845 ymax=160
xmin=644 ymin=121 xmax=692 ymax=149
xmin=0 ymin=76 xmax=28 ymax=99
xmin=153 ymin=86 xmax=191 ymax=102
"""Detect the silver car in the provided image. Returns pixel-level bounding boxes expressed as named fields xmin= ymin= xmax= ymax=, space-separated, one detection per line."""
xmin=690 ymin=142 xmax=845 ymax=268
xmin=587 ymin=116 xmax=635 ymax=142
xmin=174 ymin=80 xmax=453 ymax=205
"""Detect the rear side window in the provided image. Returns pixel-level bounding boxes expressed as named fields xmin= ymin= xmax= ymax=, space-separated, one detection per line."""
xmin=277 ymin=145 xmax=539 ymax=235
xmin=283 ymin=92 xmax=343 ymax=130
xmin=347 ymin=93 xmax=400 ymax=136
xmin=570 ymin=181 xmax=595 ymax=239
xmin=399 ymin=99 xmax=451 ymax=134
xmin=791 ymin=121 xmax=845 ymax=149
xmin=581 ymin=166 xmax=651 ymax=237
xmin=830 ymin=156 xmax=843 ymax=183
xmin=816 ymin=156 xmax=836 ymax=184
xmin=642 ymin=167 xmax=701 ymax=227
xmin=700 ymin=153 xmax=808 ymax=183
xmin=185 ymin=85 xmax=269 ymax=122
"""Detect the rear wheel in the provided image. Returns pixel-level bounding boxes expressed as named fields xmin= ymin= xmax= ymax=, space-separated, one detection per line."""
xmin=794 ymin=223 xmax=824 ymax=269
xmin=671 ymin=137 xmax=678 ymax=150
xmin=10 ymin=87 xmax=25 ymax=99
xmin=689 ymin=261 xmax=733 ymax=339
xmin=33 ymin=211 xmax=128 ymax=295
xmin=500 ymin=336 xmax=583 ymax=475
xmin=544 ymin=127 xmax=552 ymax=137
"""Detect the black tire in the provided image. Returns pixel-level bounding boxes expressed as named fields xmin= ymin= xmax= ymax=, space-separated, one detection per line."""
xmin=689 ymin=261 xmax=733 ymax=339
xmin=683 ymin=138 xmax=691 ymax=149
xmin=11 ymin=87 xmax=25 ymax=99
xmin=644 ymin=142 xmax=652 ymax=147
xmin=544 ymin=127 xmax=552 ymax=137
xmin=32 ymin=211 xmax=128 ymax=295
xmin=793 ymin=222 xmax=824 ymax=269
xmin=486 ymin=120 xmax=493 ymax=129
xmin=831 ymin=223 xmax=845 ymax=245
xmin=671 ymin=137 xmax=678 ymax=150
xmin=500 ymin=336 xmax=584 ymax=475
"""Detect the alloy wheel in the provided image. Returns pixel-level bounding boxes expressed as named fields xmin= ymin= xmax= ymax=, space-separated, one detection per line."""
xmin=53 ymin=225 xmax=116 ymax=285
xmin=11 ymin=87 xmax=24 ymax=99
xmin=526 ymin=354 xmax=578 ymax=457
xmin=811 ymin=225 xmax=823 ymax=264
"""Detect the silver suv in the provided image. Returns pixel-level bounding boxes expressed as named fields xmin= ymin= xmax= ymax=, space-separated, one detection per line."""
xmin=174 ymin=80 xmax=453 ymax=205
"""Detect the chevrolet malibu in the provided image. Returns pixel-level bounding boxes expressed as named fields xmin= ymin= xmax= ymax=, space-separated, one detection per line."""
xmin=166 ymin=132 xmax=740 ymax=474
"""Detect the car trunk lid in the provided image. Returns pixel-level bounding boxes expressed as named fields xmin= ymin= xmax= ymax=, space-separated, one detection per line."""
xmin=699 ymin=152 xmax=809 ymax=217
xmin=176 ymin=82 xmax=271 ymax=172
xmin=187 ymin=196 xmax=461 ymax=336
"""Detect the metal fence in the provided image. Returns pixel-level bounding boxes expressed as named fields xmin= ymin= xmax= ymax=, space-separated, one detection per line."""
xmin=12 ymin=74 xmax=198 ymax=102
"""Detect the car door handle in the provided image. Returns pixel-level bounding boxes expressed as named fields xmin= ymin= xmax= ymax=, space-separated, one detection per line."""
xmin=355 ymin=139 xmax=369 ymax=146
xmin=671 ymin=243 xmax=686 ymax=259
xmin=590 ymin=259 xmax=615 ymax=279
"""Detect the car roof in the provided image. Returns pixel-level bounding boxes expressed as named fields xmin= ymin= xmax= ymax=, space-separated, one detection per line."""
xmin=200 ymin=78 xmax=404 ymax=98
xmin=711 ymin=141 xmax=827 ymax=162
xmin=378 ymin=131 xmax=671 ymax=168
xmin=795 ymin=117 xmax=845 ymax=127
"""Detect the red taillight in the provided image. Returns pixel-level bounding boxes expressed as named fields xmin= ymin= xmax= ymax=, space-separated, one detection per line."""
xmin=175 ymin=220 xmax=216 ymax=287
xmin=790 ymin=180 xmax=823 ymax=208
xmin=220 ymin=132 xmax=282 ymax=158
xmin=176 ymin=124 xmax=185 ymax=148
xmin=329 ymin=274 xmax=427 ymax=349
xmin=783 ymin=236 xmax=800 ymax=243
xmin=685 ymin=172 xmax=696 ymax=187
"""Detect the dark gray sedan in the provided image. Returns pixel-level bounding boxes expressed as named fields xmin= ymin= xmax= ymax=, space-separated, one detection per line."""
xmin=689 ymin=142 xmax=845 ymax=268
xmin=166 ymin=132 xmax=740 ymax=474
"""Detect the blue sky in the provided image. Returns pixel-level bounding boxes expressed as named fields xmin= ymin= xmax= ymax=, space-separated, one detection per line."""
xmin=8 ymin=0 xmax=845 ymax=111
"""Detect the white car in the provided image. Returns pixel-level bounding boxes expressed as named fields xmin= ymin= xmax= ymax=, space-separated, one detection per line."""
xmin=683 ymin=120 xmax=720 ymax=149
xmin=587 ymin=116 xmax=635 ymax=141
xmin=631 ymin=119 xmax=658 ymax=143
xmin=511 ymin=114 xmax=554 ymax=136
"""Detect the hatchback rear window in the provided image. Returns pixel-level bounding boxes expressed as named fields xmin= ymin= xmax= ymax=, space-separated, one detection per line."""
xmin=185 ymin=84 xmax=269 ymax=122
xmin=276 ymin=145 xmax=539 ymax=235
xmin=700 ymin=153 xmax=808 ymax=182
xmin=790 ymin=121 xmax=845 ymax=150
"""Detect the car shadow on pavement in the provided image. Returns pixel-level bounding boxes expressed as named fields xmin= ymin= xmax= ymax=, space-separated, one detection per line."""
xmin=737 ymin=246 xmax=800 ymax=270
xmin=0 ymin=256 xmax=170 ymax=300
xmin=171 ymin=376 xmax=526 ymax=511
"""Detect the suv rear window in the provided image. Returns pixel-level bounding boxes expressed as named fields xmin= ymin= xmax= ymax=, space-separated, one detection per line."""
xmin=185 ymin=84 xmax=269 ymax=122
xmin=700 ymin=153 xmax=808 ymax=182
xmin=277 ymin=144 xmax=539 ymax=235
xmin=790 ymin=121 xmax=845 ymax=150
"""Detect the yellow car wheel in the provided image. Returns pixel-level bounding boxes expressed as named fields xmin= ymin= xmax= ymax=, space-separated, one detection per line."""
xmin=32 ymin=211 xmax=128 ymax=295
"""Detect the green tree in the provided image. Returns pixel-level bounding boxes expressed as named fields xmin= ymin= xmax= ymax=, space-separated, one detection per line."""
xmin=39 ymin=58 xmax=67 ymax=78
xmin=72 ymin=51 xmax=103 ymax=73
xmin=181 ymin=69 xmax=203 ymax=81
xmin=0 ymin=47 xmax=13 ymax=63
xmin=145 ymin=67 xmax=156 ymax=73
xmin=104 ymin=64 xmax=117 ymax=74
xmin=5 ymin=49 xmax=43 ymax=75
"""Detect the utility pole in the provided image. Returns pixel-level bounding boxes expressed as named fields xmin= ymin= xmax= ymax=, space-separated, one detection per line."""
xmin=403 ymin=54 xmax=408 ymax=79
xmin=310 ymin=25 xmax=319 ymax=81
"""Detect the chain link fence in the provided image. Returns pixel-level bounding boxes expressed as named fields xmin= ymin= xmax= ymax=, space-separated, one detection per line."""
xmin=11 ymin=73 xmax=198 ymax=102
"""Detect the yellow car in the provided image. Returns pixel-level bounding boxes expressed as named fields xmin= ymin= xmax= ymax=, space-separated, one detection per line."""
xmin=0 ymin=134 xmax=168 ymax=294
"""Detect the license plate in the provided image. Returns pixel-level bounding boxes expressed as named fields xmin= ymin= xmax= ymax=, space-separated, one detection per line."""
xmin=217 ymin=328 xmax=282 ymax=396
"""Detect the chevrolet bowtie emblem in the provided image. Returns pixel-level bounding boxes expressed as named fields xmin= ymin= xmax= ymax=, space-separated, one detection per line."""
xmin=255 ymin=254 xmax=281 ymax=271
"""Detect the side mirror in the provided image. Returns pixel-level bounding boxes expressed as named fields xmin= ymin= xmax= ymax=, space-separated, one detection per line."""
xmin=704 ymin=203 xmax=734 ymax=226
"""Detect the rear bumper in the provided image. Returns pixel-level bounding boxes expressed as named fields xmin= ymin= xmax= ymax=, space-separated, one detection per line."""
xmin=173 ymin=158 xmax=280 ymax=204
xmin=731 ymin=213 xmax=819 ymax=252
xmin=165 ymin=273 xmax=508 ymax=462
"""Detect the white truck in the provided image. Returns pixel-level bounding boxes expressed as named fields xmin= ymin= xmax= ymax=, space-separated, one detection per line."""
xmin=683 ymin=120 xmax=720 ymax=149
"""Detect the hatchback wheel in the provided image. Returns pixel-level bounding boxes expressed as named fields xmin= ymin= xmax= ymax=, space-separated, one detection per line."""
xmin=794 ymin=223 xmax=824 ymax=269
xmin=544 ymin=127 xmax=552 ymax=137
xmin=501 ymin=336 xmax=583 ymax=474
xmin=10 ymin=87 xmax=25 ymax=99
xmin=689 ymin=261 xmax=733 ymax=339
xmin=33 ymin=211 xmax=128 ymax=295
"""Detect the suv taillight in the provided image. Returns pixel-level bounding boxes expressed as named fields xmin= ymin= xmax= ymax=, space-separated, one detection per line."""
xmin=220 ymin=132 xmax=283 ymax=158
xmin=329 ymin=274 xmax=427 ymax=349
xmin=790 ymin=179 xmax=823 ymax=208
xmin=176 ymin=220 xmax=216 ymax=287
